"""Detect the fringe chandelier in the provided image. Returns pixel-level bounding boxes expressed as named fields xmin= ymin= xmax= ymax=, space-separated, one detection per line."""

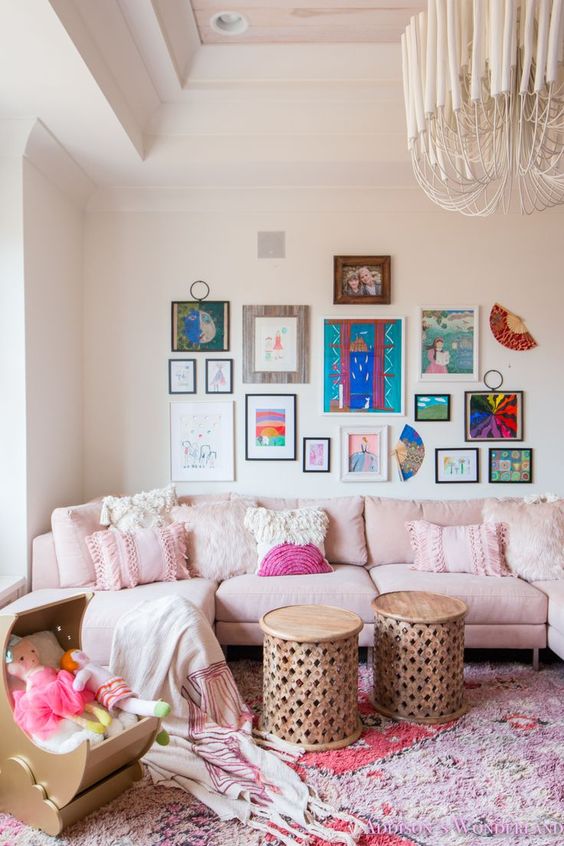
xmin=401 ymin=0 xmax=564 ymax=215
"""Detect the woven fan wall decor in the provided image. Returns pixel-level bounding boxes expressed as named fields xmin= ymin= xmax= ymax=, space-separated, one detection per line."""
xmin=489 ymin=303 xmax=537 ymax=351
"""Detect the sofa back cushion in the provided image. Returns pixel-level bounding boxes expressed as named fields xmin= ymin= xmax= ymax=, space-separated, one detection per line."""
xmin=255 ymin=496 xmax=367 ymax=566
xmin=365 ymin=497 xmax=489 ymax=567
xmin=51 ymin=500 xmax=104 ymax=587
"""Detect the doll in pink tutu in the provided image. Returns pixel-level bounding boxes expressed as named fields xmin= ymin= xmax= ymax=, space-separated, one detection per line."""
xmin=6 ymin=636 xmax=111 ymax=740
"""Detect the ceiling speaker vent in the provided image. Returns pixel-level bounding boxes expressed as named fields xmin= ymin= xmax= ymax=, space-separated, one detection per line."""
xmin=257 ymin=231 xmax=285 ymax=259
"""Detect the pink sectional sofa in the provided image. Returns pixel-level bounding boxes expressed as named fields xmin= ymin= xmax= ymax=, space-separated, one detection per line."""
xmin=4 ymin=495 xmax=562 ymax=668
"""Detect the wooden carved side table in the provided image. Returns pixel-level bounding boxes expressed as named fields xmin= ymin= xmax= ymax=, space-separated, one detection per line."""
xmin=372 ymin=591 xmax=468 ymax=724
xmin=259 ymin=604 xmax=363 ymax=750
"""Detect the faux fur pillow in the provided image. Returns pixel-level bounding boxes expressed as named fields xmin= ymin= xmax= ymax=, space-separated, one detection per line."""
xmin=171 ymin=496 xmax=257 ymax=580
xmin=100 ymin=484 xmax=177 ymax=531
xmin=483 ymin=499 xmax=564 ymax=581
xmin=244 ymin=506 xmax=331 ymax=576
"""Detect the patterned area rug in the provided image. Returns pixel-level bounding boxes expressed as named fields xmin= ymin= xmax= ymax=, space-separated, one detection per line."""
xmin=1 ymin=660 xmax=563 ymax=846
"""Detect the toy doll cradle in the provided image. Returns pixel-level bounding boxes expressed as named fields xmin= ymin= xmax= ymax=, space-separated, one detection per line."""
xmin=0 ymin=593 xmax=161 ymax=835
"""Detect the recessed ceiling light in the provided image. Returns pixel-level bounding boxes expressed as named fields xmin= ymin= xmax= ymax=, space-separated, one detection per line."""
xmin=210 ymin=11 xmax=249 ymax=36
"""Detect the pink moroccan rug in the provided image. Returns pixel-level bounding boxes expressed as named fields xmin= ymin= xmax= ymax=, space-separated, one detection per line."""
xmin=1 ymin=659 xmax=563 ymax=846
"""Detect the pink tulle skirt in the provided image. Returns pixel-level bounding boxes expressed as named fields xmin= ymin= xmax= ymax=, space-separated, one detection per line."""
xmin=12 ymin=667 xmax=94 ymax=739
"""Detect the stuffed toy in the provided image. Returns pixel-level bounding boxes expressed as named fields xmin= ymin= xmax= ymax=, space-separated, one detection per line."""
xmin=61 ymin=649 xmax=170 ymax=745
xmin=5 ymin=636 xmax=111 ymax=740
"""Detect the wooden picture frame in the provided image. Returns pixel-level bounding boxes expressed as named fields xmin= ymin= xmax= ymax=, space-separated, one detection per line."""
xmin=333 ymin=255 xmax=391 ymax=305
xmin=340 ymin=426 xmax=388 ymax=482
xmin=414 ymin=393 xmax=451 ymax=421
xmin=245 ymin=394 xmax=297 ymax=461
xmin=205 ymin=359 xmax=233 ymax=394
xmin=302 ymin=437 xmax=331 ymax=473
xmin=242 ymin=305 xmax=309 ymax=384
xmin=488 ymin=447 xmax=533 ymax=483
xmin=464 ymin=391 xmax=524 ymax=441
xmin=435 ymin=448 xmax=480 ymax=483
xmin=168 ymin=359 xmax=196 ymax=395
xmin=171 ymin=301 xmax=229 ymax=352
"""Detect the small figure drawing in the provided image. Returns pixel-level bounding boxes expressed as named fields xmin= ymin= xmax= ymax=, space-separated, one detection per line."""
xmin=273 ymin=330 xmax=284 ymax=359
xmin=264 ymin=336 xmax=273 ymax=361
xmin=210 ymin=363 xmax=226 ymax=392
xmin=181 ymin=439 xmax=217 ymax=469
xmin=443 ymin=456 xmax=470 ymax=475
xmin=426 ymin=337 xmax=450 ymax=374
xmin=349 ymin=437 xmax=379 ymax=473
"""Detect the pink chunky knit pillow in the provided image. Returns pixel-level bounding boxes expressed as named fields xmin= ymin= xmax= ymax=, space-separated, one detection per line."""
xmin=257 ymin=543 xmax=332 ymax=576
xmin=406 ymin=520 xmax=510 ymax=577
xmin=86 ymin=524 xmax=190 ymax=591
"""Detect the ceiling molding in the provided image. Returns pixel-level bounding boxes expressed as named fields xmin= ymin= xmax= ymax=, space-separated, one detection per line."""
xmin=25 ymin=120 xmax=95 ymax=207
xmin=151 ymin=0 xmax=201 ymax=86
xmin=0 ymin=118 xmax=36 ymax=157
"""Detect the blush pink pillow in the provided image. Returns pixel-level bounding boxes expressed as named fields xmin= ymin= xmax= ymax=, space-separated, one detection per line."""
xmin=86 ymin=524 xmax=190 ymax=591
xmin=406 ymin=520 xmax=510 ymax=577
xmin=257 ymin=543 xmax=333 ymax=577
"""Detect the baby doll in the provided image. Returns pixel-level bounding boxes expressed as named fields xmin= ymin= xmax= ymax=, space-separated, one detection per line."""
xmin=61 ymin=649 xmax=171 ymax=719
xmin=6 ymin=636 xmax=111 ymax=739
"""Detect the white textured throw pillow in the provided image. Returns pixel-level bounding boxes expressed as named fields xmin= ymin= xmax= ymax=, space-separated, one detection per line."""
xmin=171 ymin=496 xmax=257 ymax=580
xmin=100 ymin=484 xmax=177 ymax=531
xmin=483 ymin=498 xmax=564 ymax=581
xmin=244 ymin=506 xmax=329 ymax=568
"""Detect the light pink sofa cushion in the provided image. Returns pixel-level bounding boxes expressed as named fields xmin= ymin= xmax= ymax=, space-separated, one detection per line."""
xmin=51 ymin=501 xmax=104 ymax=588
xmin=215 ymin=564 xmax=377 ymax=623
xmin=256 ymin=497 xmax=299 ymax=510
xmin=2 ymin=578 xmax=217 ymax=666
xmin=177 ymin=493 xmax=232 ymax=505
xmin=407 ymin=520 xmax=509 ymax=577
xmin=369 ymin=564 xmax=547 ymax=625
xmin=365 ymin=497 xmax=489 ymax=567
xmin=32 ymin=533 xmax=60 ymax=590
xmin=533 ymin=580 xmax=564 ymax=633
xmin=298 ymin=496 xmax=367 ymax=565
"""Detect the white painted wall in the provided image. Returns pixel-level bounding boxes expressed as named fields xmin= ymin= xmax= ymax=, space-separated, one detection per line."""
xmin=23 ymin=158 xmax=85 ymax=544
xmin=83 ymin=187 xmax=564 ymax=501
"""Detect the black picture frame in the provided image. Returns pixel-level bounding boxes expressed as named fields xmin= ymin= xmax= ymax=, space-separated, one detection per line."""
xmin=245 ymin=394 xmax=297 ymax=461
xmin=171 ymin=300 xmax=230 ymax=352
xmin=168 ymin=359 xmax=196 ymax=395
xmin=435 ymin=448 xmax=480 ymax=483
xmin=488 ymin=447 xmax=533 ymax=483
xmin=464 ymin=390 xmax=524 ymax=442
xmin=205 ymin=358 xmax=233 ymax=394
xmin=302 ymin=437 xmax=331 ymax=473
xmin=414 ymin=393 xmax=451 ymax=422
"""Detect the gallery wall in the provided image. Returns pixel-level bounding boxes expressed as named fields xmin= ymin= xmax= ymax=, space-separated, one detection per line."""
xmin=82 ymin=185 xmax=564 ymax=501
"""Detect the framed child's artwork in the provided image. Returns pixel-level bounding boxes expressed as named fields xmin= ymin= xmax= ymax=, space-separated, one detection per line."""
xmin=171 ymin=301 xmax=229 ymax=352
xmin=170 ymin=401 xmax=234 ymax=482
xmin=414 ymin=393 xmax=451 ymax=421
xmin=340 ymin=426 xmax=388 ymax=482
xmin=242 ymin=305 xmax=308 ymax=383
xmin=333 ymin=256 xmax=391 ymax=305
xmin=303 ymin=437 xmax=331 ymax=473
xmin=322 ymin=317 xmax=404 ymax=415
xmin=435 ymin=448 xmax=479 ymax=483
xmin=245 ymin=394 xmax=296 ymax=460
xmin=488 ymin=448 xmax=533 ymax=483
xmin=168 ymin=359 xmax=196 ymax=394
xmin=419 ymin=306 xmax=479 ymax=381
xmin=205 ymin=359 xmax=233 ymax=394
xmin=464 ymin=391 xmax=523 ymax=441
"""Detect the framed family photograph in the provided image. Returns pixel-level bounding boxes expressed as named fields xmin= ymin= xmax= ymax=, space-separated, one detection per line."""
xmin=242 ymin=305 xmax=308 ymax=384
xmin=303 ymin=437 xmax=331 ymax=473
xmin=488 ymin=448 xmax=533 ymax=483
xmin=414 ymin=393 xmax=451 ymax=421
xmin=465 ymin=391 xmax=523 ymax=441
xmin=334 ymin=256 xmax=391 ymax=305
xmin=168 ymin=359 xmax=196 ymax=394
xmin=245 ymin=394 xmax=296 ymax=460
xmin=171 ymin=301 xmax=229 ymax=352
xmin=205 ymin=359 xmax=233 ymax=394
xmin=419 ymin=306 xmax=479 ymax=381
xmin=340 ymin=426 xmax=388 ymax=482
xmin=170 ymin=401 xmax=234 ymax=482
xmin=323 ymin=316 xmax=405 ymax=415
xmin=435 ymin=448 xmax=479 ymax=483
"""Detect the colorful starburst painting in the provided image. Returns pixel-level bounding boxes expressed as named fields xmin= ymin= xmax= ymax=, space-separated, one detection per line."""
xmin=323 ymin=317 xmax=404 ymax=415
xmin=465 ymin=391 xmax=523 ymax=441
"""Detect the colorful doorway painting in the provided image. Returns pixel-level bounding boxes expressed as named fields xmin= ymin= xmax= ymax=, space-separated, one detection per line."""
xmin=322 ymin=317 xmax=404 ymax=415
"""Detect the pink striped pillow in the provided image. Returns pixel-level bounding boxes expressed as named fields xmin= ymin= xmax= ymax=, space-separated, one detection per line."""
xmin=86 ymin=524 xmax=190 ymax=591
xmin=406 ymin=520 xmax=510 ymax=577
xmin=257 ymin=543 xmax=333 ymax=577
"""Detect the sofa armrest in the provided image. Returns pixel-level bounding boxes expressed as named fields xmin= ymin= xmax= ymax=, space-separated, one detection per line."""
xmin=32 ymin=533 xmax=61 ymax=590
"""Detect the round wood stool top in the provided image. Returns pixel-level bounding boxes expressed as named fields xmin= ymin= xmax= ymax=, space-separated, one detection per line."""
xmin=372 ymin=591 xmax=467 ymax=624
xmin=260 ymin=604 xmax=363 ymax=643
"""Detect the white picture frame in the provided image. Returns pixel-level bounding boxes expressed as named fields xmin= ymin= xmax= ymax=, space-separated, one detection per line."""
xmin=418 ymin=306 xmax=479 ymax=382
xmin=340 ymin=426 xmax=388 ymax=482
xmin=170 ymin=401 xmax=234 ymax=482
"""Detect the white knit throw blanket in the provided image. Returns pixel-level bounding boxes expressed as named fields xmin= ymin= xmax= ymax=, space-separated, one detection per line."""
xmin=110 ymin=596 xmax=364 ymax=846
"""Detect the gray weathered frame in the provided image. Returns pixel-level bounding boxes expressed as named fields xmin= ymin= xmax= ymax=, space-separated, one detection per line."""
xmin=243 ymin=305 xmax=309 ymax=384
